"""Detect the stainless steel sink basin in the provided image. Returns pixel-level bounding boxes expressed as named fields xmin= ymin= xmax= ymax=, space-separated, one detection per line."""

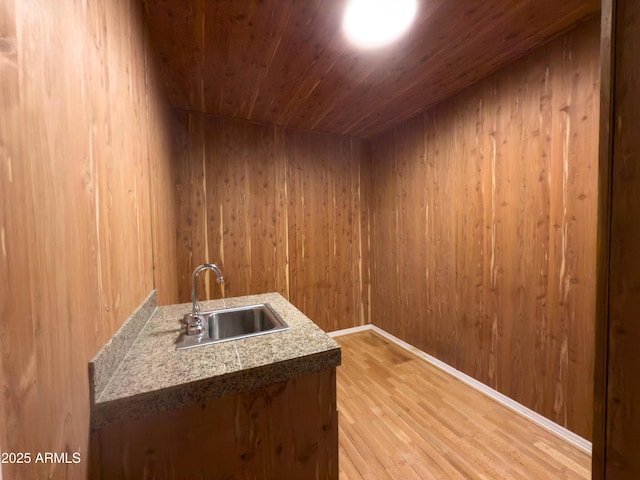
xmin=176 ymin=303 xmax=289 ymax=350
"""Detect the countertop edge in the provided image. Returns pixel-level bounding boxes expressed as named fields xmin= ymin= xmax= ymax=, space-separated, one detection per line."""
xmin=91 ymin=347 xmax=340 ymax=429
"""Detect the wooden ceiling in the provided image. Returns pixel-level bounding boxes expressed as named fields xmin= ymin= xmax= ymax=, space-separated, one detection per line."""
xmin=144 ymin=0 xmax=600 ymax=139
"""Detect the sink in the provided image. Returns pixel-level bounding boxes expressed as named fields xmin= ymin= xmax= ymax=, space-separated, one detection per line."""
xmin=176 ymin=303 xmax=289 ymax=350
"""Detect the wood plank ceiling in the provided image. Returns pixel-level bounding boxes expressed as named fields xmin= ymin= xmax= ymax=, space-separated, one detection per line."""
xmin=144 ymin=0 xmax=600 ymax=138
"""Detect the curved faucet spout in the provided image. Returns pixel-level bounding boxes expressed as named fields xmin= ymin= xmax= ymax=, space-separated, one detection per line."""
xmin=192 ymin=263 xmax=225 ymax=315
xmin=184 ymin=263 xmax=225 ymax=336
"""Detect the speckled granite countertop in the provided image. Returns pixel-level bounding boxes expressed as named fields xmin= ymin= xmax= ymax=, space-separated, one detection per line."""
xmin=89 ymin=292 xmax=341 ymax=429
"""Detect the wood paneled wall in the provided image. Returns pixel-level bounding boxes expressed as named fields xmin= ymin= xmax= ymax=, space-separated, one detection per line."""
xmin=174 ymin=112 xmax=370 ymax=332
xmin=368 ymin=19 xmax=600 ymax=439
xmin=0 ymin=0 xmax=177 ymax=478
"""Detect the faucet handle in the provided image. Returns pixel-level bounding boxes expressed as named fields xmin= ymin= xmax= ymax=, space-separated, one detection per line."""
xmin=184 ymin=312 xmax=205 ymax=336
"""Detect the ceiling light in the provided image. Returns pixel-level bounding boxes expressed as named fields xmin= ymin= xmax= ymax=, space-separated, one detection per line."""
xmin=343 ymin=0 xmax=418 ymax=49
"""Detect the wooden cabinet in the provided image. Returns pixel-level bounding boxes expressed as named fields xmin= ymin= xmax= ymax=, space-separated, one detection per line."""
xmin=91 ymin=368 xmax=338 ymax=479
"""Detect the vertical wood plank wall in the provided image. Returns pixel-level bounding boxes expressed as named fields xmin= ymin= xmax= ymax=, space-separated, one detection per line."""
xmin=0 ymin=0 xmax=177 ymax=479
xmin=368 ymin=19 xmax=600 ymax=439
xmin=173 ymin=112 xmax=370 ymax=332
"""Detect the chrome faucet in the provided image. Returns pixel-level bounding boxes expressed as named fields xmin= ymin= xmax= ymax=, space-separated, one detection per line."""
xmin=184 ymin=263 xmax=225 ymax=335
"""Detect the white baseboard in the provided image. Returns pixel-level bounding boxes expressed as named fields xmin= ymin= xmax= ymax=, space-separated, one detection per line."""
xmin=328 ymin=324 xmax=372 ymax=337
xmin=329 ymin=323 xmax=592 ymax=455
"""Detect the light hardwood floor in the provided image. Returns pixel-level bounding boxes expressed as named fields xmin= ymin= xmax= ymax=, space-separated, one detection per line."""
xmin=335 ymin=331 xmax=591 ymax=480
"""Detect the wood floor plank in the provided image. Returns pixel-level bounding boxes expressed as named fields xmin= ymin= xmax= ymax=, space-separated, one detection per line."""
xmin=336 ymin=331 xmax=591 ymax=480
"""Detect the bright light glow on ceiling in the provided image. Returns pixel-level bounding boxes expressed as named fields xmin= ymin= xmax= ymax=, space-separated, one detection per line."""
xmin=343 ymin=0 xmax=418 ymax=49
